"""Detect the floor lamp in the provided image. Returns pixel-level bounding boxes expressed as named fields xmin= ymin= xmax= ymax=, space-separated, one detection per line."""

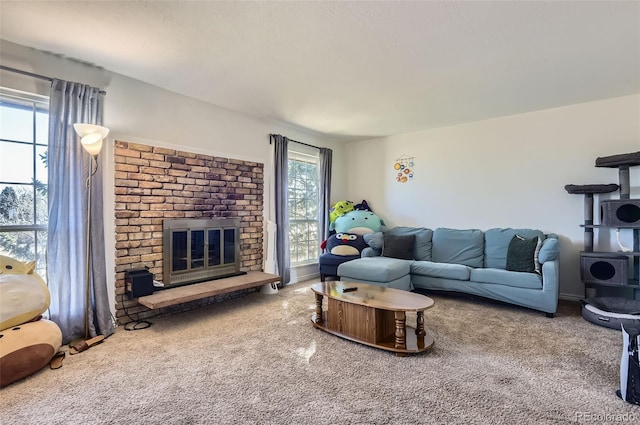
xmin=71 ymin=123 xmax=109 ymax=353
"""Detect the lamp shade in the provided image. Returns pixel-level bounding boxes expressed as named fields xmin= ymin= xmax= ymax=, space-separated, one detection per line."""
xmin=81 ymin=133 xmax=103 ymax=156
xmin=73 ymin=123 xmax=109 ymax=156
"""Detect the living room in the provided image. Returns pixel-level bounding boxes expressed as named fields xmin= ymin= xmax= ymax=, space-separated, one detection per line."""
xmin=1 ymin=1 xmax=639 ymax=423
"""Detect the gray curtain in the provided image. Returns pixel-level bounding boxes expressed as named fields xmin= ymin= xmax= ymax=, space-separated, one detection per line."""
xmin=47 ymin=79 xmax=114 ymax=344
xmin=271 ymin=134 xmax=290 ymax=286
xmin=319 ymin=148 xmax=332 ymax=243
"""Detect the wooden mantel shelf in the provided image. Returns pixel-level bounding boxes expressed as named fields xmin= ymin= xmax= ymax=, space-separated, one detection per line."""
xmin=137 ymin=271 xmax=280 ymax=309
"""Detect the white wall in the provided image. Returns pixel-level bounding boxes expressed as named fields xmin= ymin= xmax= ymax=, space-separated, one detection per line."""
xmin=4 ymin=38 xmax=639 ymax=304
xmin=1 ymin=40 xmax=349 ymax=314
xmin=345 ymin=95 xmax=640 ymax=300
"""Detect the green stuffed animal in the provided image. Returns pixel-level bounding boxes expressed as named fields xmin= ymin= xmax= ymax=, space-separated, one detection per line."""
xmin=329 ymin=200 xmax=355 ymax=223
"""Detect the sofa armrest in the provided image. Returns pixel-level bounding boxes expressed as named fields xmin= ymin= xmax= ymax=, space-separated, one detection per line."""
xmin=538 ymin=259 xmax=560 ymax=314
xmin=539 ymin=237 xmax=559 ymax=263
xmin=361 ymin=247 xmax=381 ymax=258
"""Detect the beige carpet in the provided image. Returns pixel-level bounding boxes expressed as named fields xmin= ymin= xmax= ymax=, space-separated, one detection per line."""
xmin=1 ymin=280 xmax=638 ymax=424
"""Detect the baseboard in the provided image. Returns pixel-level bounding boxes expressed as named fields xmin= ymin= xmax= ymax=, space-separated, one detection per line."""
xmin=559 ymin=292 xmax=583 ymax=302
xmin=289 ymin=272 xmax=320 ymax=285
xmin=288 ymin=263 xmax=320 ymax=285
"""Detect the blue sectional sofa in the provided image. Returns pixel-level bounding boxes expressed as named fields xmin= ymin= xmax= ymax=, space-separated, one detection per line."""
xmin=337 ymin=227 xmax=560 ymax=316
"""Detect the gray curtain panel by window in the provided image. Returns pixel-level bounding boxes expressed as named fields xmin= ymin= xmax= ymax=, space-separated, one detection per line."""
xmin=271 ymin=134 xmax=290 ymax=286
xmin=319 ymin=148 xmax=332 ymax=244
xmin=47 ymin=79 xmax=114 ymax=344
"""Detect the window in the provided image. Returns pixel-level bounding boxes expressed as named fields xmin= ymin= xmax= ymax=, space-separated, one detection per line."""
xmin=0 ymin=88 xmax=49 ymax=276
xmin=288 ymin=148 xmax=320 ymax=265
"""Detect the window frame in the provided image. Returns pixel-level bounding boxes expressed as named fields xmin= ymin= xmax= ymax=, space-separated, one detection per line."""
xmin=0 ymin=87 xmax=49 ymax=275
xmin=287 ymin=147 xmax=321 ymax=266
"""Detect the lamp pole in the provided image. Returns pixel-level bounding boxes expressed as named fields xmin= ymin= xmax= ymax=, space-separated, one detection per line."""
xmin=84 ymin=155 xmax=96 ymax=340
xmin=73 ymin=123 xmax=109 ymax=345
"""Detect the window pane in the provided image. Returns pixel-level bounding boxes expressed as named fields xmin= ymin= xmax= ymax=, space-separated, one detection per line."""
xmin=0 ymin=183 xmax=35 ymax=225
xmin=288 ymin=154 xmax=320 ymax=265
xmin=35 ymin=109 xmax=48 ymax=145
xmin=35 ymin=185 xmax=47 ymax=225
xmin=36 ymin=145 xmax=48 ymax=185
xmin=0 ymin=230 xmax=35 ymax=263
xmin=0 ymin=91 xmax=49 ymax=281
xmin=0 ymin=100 xmax=33 ymax=142
xmin=0 ymin=141 xmax=34 ymax=183
xmin=36 ymin=230 xmax=47 ymax=277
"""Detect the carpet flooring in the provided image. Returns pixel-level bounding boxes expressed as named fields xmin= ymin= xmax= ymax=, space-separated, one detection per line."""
xmin=1 ymin=280 xmax=638 ymax=424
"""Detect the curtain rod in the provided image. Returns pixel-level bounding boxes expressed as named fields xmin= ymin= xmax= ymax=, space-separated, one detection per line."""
xmin=269 ymin=133 xmax=321 ymax=150
xmin=0 ymin=65 xmax=107 ymax=95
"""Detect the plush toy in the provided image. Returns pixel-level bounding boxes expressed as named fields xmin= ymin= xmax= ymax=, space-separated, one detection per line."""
xmin=354 ymin=199 xmax=373 ymax=212
xmin=0 ymin=255 xmax=63 ymax=387
xmin=324 ymin=232 xmax=367 ymax=256
xmin=0 ymin=256 xmax=50 ymax=331
xmin=330 ymin=210 xmax=385 ymax=235
xmin=329 ymin=200 xmax=355 ymax=223
xmin=0 ymin=320 xmax=62 ymax=387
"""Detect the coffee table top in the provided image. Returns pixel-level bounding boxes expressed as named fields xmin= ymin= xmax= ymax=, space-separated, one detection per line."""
xmin=310 ymin=281 xmax=434 ymax=312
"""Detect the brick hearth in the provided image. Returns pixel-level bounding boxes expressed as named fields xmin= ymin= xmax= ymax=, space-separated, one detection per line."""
xmin=113 ymin=141 xmax=264 ymax=324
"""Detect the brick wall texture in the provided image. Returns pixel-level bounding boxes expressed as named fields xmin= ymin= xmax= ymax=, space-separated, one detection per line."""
xmin=113 ymin=140 xmax=264 ymax=324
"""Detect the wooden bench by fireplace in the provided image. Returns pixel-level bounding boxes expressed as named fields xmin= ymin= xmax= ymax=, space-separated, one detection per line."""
xmin=136 ymin=271 xmax=280 ymax=309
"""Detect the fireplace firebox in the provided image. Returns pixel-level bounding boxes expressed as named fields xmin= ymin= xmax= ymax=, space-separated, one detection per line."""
xmin=162 ymin=218 xmax=244 ymax=288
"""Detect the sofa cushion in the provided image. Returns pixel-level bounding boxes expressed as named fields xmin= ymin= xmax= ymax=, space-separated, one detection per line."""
xmin=388 ymin=227 xmax=433 ymax=261
xmin=432 ymin=228 xmax=484 ymax=268
xmin=484 ymin=228 xmax=546 ymax=269
xmin=318 ymin=253 xmax=360 ymax=277
xmin=338 ymin=257 xmax=411 ymax=283
xmin=382 ymin=234 xmax=415 ymax=260
xmin=538 ymin=237 xmax=559 ymax=263
xmin=470 ymin=268 xmax=543 ymax=290
xmin=411 ymin=261 xmax=471 ymax=281
xmin=506 ymin=235 xmax=540 ymax=273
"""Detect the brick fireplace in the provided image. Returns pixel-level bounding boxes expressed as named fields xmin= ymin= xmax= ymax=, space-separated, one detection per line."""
xmin=113 ymin=141 xmax=264 ymax=324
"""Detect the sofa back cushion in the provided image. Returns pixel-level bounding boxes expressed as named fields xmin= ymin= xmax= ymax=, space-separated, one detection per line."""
xmin=484 ymin=228 xmax=546 ymax=269
xmin=388 ymin=227 xmax=433 ymax=261
xmin=432 ymin=228 xmax=484 ymax=268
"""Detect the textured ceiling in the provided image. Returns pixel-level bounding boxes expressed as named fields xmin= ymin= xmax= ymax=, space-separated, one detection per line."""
xmin=1 ymin=1 xmax=639 ymax=141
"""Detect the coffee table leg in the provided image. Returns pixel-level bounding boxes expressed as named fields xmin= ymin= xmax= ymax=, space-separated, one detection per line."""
xmin=416 ymin=310 xmax=426 ymax=336
xmin=315 ymin=293 xmax=324 ymax=324
xmin=394 ymin=311 xmax=406 ymax=350
xmin=416 ymin=310 xmax=426 ymax=349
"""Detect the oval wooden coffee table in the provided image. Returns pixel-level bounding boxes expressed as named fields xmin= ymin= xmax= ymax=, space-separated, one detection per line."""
xmin=310 ymin=281 xmax=435 ymax=356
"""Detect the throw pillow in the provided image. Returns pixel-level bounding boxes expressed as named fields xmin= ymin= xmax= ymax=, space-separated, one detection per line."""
xmin=364 ymin=232 xmax=384 ymax=249
xmin=533 ymin=236 xmax=543 ymax=274
xmin=382 ymin=234 xmax=415 ymax=260
xmin=506 ymin=235 xmax=540 ymax=273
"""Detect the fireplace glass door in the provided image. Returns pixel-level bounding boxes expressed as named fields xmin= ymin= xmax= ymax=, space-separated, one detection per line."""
xmin=163 ymin=218 xmax=242 ymax=287
xmin=172 ymin=231 xmax=188 ymax=272
xmin=191 ymin=230 xmax=205 ymax=269
xmin=208 ymin=229 xmax=221 ymax=266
